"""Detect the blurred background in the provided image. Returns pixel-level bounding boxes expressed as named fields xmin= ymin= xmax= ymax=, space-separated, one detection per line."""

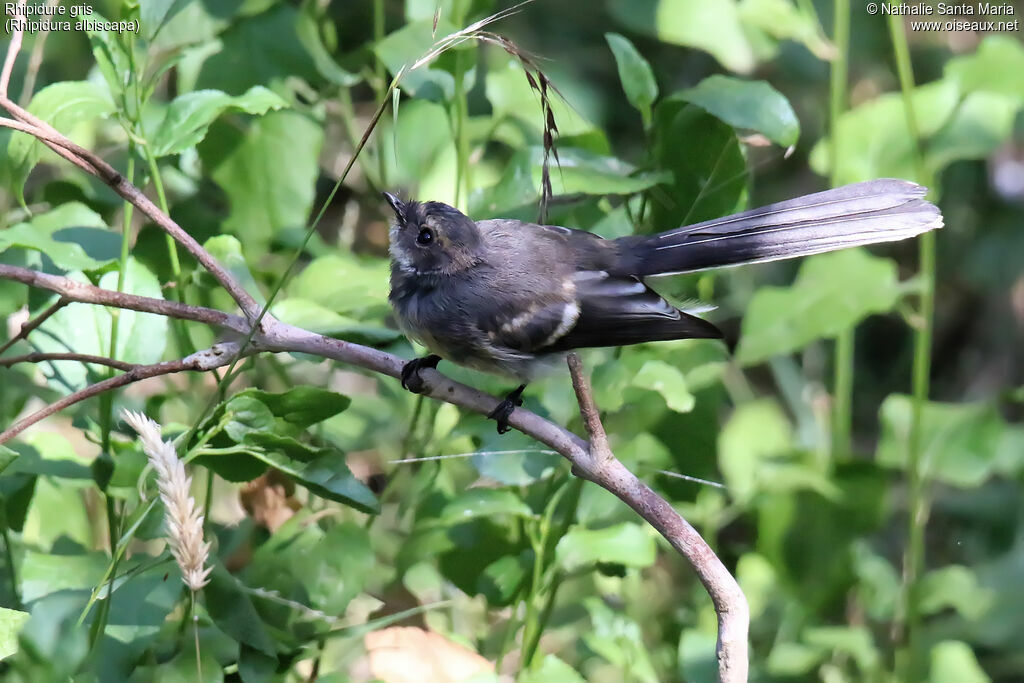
xmin=0 ymin=0 xmax=1022 ymax=680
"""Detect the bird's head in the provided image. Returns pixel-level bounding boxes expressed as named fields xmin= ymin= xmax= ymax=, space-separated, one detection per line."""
xmin=383 ymin=192 xmax=483 ymax=276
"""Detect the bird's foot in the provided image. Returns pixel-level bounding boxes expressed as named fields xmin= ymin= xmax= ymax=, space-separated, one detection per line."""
xmin=487 ymin=384 xmax=527 ymax=434
xmin=400 ymin=354 xmax=441 ymax=394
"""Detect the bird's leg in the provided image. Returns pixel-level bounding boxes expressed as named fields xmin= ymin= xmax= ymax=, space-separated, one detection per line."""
xmin=487 ymin=384 xmax=527 ymax=434
xmin=400 ymin=354 xmax=441 ymax=394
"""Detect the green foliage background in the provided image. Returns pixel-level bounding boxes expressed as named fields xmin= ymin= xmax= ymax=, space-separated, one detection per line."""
xmin=0 ymin=0 xmax=1022 ymax=680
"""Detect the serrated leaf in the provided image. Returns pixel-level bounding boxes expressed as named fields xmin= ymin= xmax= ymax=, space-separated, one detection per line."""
xmin=676 ymin=75 xmax=799 ymax=147
xmin=151 ymin=86 xmax=289 ymax=157
xmin=737 ymin=249 xmax=903 ymax=365
xmin=556 ymin=522 xmax=656 ymax=571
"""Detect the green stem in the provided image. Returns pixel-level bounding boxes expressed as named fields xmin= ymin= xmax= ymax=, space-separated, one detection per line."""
xmin=2 ymin=527 xmax=20 ymax=609
xmin=374 ymin=0 xmax=388 ymax=188
xmin=452 ymin=49 xmax=471 ymax=211
xmin=887 ymin=9 xmax=933 ymax=678
xmin=829 ymin=0 xmax=853 ymax=460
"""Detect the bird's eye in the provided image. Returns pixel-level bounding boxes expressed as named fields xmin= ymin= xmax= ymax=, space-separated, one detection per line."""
xmin=416 ymin=228 xmax=434 ymax=246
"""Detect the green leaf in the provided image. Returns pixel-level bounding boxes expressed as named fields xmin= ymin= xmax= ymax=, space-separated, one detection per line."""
xmin=918 ymin=565 xmax=994 ymax=620
xmin=374 ymin=18 xmax=458 ymax=100
xmin=736 ymin=249 xmax=903 ymax=365
xmin=648 ymin=102 xmax=747 ymax=229
xmin=605 ymin=33 xmax=659 ymax=123
xmin=876 ymin=395 xmax=1006 ymax=487
xmin=271 ymin=299 xmax=403 ymax=345
xmin=294 ymin=522 xmax=374 ymax=614
xmin=0 ymin=446 xmax=17 ymax=475
xmin=529 ymin=147 xmax=670 ymax=196
xmin=946 ymin=35 xmax=1024 ymax=98
xmin=19 ymin=550 xmax=108 ymax=603
xmin=204 ymin=565 xmax=277 ymax=656
xmin=0 ymin=607 xmax=30 ymax=661
xmin=486 ymin=60 xmax=597 ymax=138
xmin=556 ymin=522 xmax=656 ymax=571
xmin=0 ymin=203 xmax=115 ymax=272
xmin=202 ymin=235 xmax=265 ymax=306
xmin=256 ymin=449 xmax=378 ymax=513
xmin=631 ymin=360 xmax=694 ymax=412
xmin=438 ymin=489 xmax=534 ymax=525
xmin=520 ymin=655 xmax=586 ymax=683
xmin=928 ymin=91 xmax=1022 ymax=173
xmin=929 ymin=641 xmax=991 ymax=683
xmin=609 ymin=0 xmax=756 ymax=74
xmin=477 ymin=553 xmax=529 ymax=606
xmin=232 ymin=387 xmax=351 ymax=429
xmin=224 ymin=395 xmax=276 ymax=442
xmin=5 ymin=82 xmax=115 ymax=205
xmin=676 ymin=75 xmax=799 ymax=147
xmin=204 ymin=110 xmax=323 ymax=249
xmin=194 ymin=4 xmax=322 ymax=94
xmin=34 ymin=259 xmax=168 ymax=393
xmin=802 ymin=626 xmax=880 ymax=673
xmin=738 ymin=0 xmax=835 ymax=61
xmin=718 ymin=399 xmax=792 ymax=502
xmin=809 ymin=80 xmax=959 ymax=185
xmin=288 ymin=253 xmax=391 ymax=316
xmin=151 ymin=86 xmax=289 ymax=157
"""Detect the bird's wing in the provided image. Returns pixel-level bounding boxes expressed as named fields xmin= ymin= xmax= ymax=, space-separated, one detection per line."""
xmin=536 ymin=270 xmax=722 ymax=351
xmin=476 ymin=269 xmax=721 ymax=355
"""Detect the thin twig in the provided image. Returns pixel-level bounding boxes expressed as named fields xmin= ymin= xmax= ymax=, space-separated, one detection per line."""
xmin=17 ymin=0 xmax=57 ymax=107
xmin=564 ymin=353 xmax=749 ymax=682
xmin=0 ymin=111 xmax=261 ymax=319
xmin=0 ymin=343 xmax=247 ymax=444
xmin=0 ymin=0 xmax=26 ymax=97
xmin=0 ymin=297 xmax=68 ymax=355
xmin=0 ymin=264 xmax=248 ymax=333
xmin=0 ymin=352 xmax=136 ymax=371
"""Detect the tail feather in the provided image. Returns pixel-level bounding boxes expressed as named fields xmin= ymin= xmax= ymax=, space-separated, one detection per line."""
xmin=619 ymin=179 xmax=943 ymax=277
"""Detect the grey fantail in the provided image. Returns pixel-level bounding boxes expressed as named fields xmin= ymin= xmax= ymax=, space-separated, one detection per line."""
xmin=384 ymin=179 xmax=942 ymax=432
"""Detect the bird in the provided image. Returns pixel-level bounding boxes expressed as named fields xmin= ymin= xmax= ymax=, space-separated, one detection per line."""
xmin=383 ymin=179 xmax=942 ymax=433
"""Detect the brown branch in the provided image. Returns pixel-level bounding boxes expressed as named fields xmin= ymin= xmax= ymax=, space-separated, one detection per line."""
xmin=0 ymin=297 xmax=68 ymax=356
xmin=0 ymin=352 xmax=137 ymax=372
xmin=0 ymin=0 xmax=26 ymax=97
xmin=0 ymin=264 xmax=249 ymax=333
xmin=0 ymin=342 xmax=248 ymax=444
xmin=18 ymin=0 xmax=57 ymax=107
xmin=565 ymin=353 xmax=749 ymax=682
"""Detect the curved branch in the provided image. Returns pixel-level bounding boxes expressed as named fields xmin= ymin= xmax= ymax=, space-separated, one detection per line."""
xmin=0 ymin=352 xmax=137 ymax=371
xmin=0 ymin=114 xmax=262 ymax=319
xmin=0 ymin=297 xmax=68 ymax=356
xmin=0 ymin=342 xmax=249 ymax=444
xmin=566 ymin=353 xmax=749 ymax=681
xmin=0 ymin=264 xmax=249 ymax=333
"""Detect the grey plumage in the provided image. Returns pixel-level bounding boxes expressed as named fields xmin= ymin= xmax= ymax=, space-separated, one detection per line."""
xmin=384 ymin=179 xmax=942 ymax=383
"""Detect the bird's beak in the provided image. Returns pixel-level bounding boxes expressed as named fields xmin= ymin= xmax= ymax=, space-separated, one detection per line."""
xmin=382 ymin=191 xmax=405 ymax=220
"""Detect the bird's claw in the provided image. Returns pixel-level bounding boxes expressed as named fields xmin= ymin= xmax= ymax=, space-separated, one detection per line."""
xmin=487 ymin=384 xmax=526 ymax=434
xmin=400 ymin=354 xmax=441 ymax=394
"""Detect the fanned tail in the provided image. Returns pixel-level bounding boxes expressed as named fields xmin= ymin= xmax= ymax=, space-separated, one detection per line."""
xmin=618 ymin=179 xmax=943 ymax=277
